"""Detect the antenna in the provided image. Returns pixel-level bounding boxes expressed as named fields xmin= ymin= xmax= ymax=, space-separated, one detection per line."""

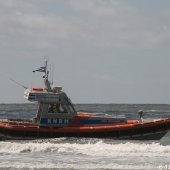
xmin=52 ymin=66 xmax=54 ymax=85
xmin=9 ymin=78 xmax=28 ymax=89
xmin=49 ymin=64 xmax=54 ymax=85
xmin=0 ymin=73 xmax=28 ymax=90
xmin=44 ymin=57 xmax=48 ymax=78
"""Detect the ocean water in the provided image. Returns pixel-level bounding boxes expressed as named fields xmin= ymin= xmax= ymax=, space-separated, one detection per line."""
xmin=0 ymin=104 xmax=170 ymax=170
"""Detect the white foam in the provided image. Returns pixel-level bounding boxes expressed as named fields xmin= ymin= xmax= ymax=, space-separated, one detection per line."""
xmin=0 ymin=140 xmax=170 ymax=157
xmin=0 ymin=161 xmax=163 ymax=170
xmin=0 ymin=140 xmax=169 ymax=170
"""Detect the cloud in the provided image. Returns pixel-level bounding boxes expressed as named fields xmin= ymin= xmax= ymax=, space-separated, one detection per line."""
xmin=0 ymin=0 xmax=170 ymax=52
xmin=67 ymin=0 xmax=170 ymax=49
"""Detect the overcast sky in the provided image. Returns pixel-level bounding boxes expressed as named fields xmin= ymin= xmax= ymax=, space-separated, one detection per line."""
xmin=0 ymin=0 xmax=170 ymax=104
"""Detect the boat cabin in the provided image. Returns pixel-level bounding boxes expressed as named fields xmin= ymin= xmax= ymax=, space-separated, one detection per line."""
xmin=24 ymin=60 xmax=77 ymax=127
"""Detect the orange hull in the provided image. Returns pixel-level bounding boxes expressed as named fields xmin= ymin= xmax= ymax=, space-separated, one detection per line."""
xmin=0 ymin=118 xmax=170 ymax=140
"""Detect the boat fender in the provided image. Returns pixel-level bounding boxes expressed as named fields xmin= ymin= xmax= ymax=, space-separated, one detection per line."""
xmin=32 ymin=87 xmax=44 ymax=91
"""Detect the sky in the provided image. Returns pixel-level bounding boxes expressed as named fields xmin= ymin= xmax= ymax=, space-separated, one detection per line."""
xmin=0 ymin=0 xmax=170 ymax=104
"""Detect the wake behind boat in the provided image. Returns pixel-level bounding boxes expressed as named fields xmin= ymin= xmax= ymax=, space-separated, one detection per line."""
xmin=0 ymin=60 xmax=170 ymax=140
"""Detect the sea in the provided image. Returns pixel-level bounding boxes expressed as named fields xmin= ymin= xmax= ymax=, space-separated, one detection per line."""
xmin=0 ymin=103 xmax=170 ymax=170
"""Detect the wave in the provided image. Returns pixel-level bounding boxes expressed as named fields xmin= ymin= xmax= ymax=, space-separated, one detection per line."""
xmin=0 ymin=140 xmax=170 ymax=156
xmin=0 ymin=139 xmax=169 ymax=170
xmin=0 ymin=162 xmax=163 ymax=170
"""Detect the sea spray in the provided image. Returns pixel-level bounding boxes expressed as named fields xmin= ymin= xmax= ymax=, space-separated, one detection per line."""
xmin=1 ymin=140 xmax=170 ymax=156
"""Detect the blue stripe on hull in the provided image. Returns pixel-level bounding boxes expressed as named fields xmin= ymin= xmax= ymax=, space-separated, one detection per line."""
xmin=70 ymin=119 xmax=125 ymax=125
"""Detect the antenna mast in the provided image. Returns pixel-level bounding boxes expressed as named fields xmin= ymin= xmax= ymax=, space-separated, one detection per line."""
xmin=43 ymin=58 xmax=52 ymax=92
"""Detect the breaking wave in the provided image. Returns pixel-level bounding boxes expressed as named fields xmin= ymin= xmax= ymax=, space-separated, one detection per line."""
xmin=0 ymin=139 xmax=170 ymax=170
xmin=1 ymin=140 xmax=170 ymax=156
xmin=0 ymin=162 xmax=163 ymax=170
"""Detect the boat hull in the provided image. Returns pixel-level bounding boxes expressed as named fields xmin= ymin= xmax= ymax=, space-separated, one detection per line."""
xmin=0 ymin=118 xmax=170 ymax=140
xmin=0 ymin=129 xmax=168 ymax=141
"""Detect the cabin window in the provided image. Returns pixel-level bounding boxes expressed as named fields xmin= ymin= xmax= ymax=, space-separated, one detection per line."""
xmin=48 ymin=104 xmax=67 ymax=113
xmin=68 ymin=104 xmax=75 ymax=113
